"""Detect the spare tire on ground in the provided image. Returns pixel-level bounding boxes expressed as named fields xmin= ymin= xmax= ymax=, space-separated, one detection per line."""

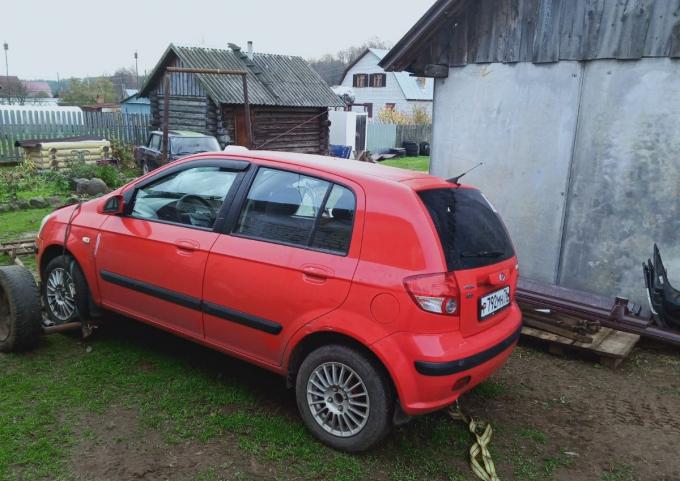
xmin=419 ymin=142 xmax=431 ymax=156
xmin=0 ymin=266 xmax=43 ymax=352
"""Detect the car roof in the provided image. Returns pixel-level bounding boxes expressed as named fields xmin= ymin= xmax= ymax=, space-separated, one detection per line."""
xmin=150 ymin=130 xmax=212 ymax=138
xmin=187 ymin=150 xmax=452 ymax=190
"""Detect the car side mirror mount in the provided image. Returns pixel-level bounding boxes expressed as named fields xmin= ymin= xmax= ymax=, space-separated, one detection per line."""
xmin=99 ymin=194 xmax=125 ymax=215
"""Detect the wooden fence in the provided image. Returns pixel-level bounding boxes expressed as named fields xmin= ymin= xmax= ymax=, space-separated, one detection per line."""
xmin=0 ymin=110 xmax=151 ymax=163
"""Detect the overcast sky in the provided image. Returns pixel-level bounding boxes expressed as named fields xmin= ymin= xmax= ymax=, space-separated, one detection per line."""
xmin=3 ymin=0 xmax=435 ymax=80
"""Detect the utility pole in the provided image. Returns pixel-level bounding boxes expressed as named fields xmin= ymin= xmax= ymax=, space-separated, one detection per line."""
xmin=3 ymin=42 xmax=9 ymax=103
xmin=134 ymin=51 xmax=139 ymax=88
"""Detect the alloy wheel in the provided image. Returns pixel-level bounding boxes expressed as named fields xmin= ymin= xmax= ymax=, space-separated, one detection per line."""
xmin=306 ymin=361 xmax=370 ymax=437
xmin=46 ymin=267 xmax=76 ymax=322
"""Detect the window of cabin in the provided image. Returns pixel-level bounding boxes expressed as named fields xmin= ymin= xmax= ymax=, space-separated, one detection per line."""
xmin=369 ymin=73 xmax=386 ymax=88
xmin=353 ymin=74 xmax=368 ymax=88
xmin=385 ymin=103 xmax=396 ymax=111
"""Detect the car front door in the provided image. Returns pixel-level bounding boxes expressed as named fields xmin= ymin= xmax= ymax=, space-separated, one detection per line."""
xmin=95 ymin=158 xmax=248 ymax=338
xmin=203 ymin=164 xmax=363 ymax=367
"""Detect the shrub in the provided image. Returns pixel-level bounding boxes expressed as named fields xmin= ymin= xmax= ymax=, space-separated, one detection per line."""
xmin=67 ymin=159 xmax=123 ymax=188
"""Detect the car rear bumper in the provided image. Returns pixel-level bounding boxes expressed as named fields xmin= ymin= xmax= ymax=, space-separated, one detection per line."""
xmin=372 ymin=303 xmax=522 ymax=415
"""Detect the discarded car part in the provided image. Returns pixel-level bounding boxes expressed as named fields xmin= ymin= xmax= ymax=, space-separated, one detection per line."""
xmin=643 ymin=244 xmax=680 ymax=330
xmin=517 ymin=278 xmax=680 ymax=346
xmin=0 ymin=265 xmax=43 ymax=352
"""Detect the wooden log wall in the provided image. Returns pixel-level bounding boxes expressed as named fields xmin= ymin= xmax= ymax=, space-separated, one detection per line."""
xmin=409 ymin=0 xmax=680 ymax=74
xmin=241 ymin=107 xmax=329 ymax=154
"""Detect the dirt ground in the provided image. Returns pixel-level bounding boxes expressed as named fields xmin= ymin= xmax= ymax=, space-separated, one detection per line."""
xmin=61 ymin=321 xmax=680 ymax=481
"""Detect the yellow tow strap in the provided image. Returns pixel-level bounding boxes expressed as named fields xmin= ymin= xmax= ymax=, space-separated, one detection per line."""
xmin=447 ymin=402 xmax=500 ymax=481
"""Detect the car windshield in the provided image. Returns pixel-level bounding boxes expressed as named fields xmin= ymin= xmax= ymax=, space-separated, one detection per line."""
xmin=171 ymin=136 xmax=220 ymax=155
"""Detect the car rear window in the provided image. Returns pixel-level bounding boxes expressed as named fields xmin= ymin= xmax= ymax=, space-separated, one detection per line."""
xmin=418 ymin=187 xmax=515 ymax=270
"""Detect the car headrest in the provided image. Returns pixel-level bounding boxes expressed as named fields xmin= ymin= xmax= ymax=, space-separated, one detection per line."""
xmin=265 ymin=187 xmax=302 ymax=216
xmin=332 ymin=190 xmax=355 ymax=221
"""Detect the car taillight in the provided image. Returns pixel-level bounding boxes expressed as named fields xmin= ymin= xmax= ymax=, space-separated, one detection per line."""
xmin=403 ymin=272 xmax=459 ymax=315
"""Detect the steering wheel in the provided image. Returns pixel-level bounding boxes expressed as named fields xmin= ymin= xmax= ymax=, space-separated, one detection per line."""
xmin=176 ymin=194 xmax=216 ymax=224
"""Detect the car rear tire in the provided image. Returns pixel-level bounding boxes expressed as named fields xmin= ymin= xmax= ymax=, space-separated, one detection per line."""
xmin=295 ymin=344 xmax=393 ymax=452
xmin=0 ymin=266 xmax=43 ymax=353
xmin=43 ymin=255 xmax=90 ymax=326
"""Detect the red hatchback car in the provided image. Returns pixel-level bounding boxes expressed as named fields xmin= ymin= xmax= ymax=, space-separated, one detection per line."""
xmin=36 ymin=150 xmax=522 ymax=451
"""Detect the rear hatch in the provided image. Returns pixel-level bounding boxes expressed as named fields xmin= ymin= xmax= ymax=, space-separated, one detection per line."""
xmin=418 ymin=186 xmax=518 ymax=337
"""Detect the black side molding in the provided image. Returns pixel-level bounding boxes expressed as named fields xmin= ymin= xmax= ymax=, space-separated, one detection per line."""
xmin=414 ymin=325 xmax=521 ymax=376
xmin=100 ymin=270 xmax=201 ymax=311
xmin=203 ymin=301 xmax=282 ymax=335
xmin=99 ymin=270 xmax=282 ymax=335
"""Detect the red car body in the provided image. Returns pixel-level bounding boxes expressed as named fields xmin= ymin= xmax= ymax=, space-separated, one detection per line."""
xmin=36 ymin=150 xmax=521 ymax=447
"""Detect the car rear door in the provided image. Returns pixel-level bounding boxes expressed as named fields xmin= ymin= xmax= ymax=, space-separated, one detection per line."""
xmin=95 ymin=158 xmax=249 ymax=338
xmin=203 ymin=163 xmax=364 ymax=367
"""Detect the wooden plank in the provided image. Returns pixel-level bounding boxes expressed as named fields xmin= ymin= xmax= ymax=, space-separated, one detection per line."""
xmin=532 ymin=0 xmax=563 ymax=63
xmin=559 ymin=0 xmax=587 ymax=59
xmin=522 ymin=325 xmax=640 ymax=367
xmin=583 ymin=0 xmax=607 ymax=59
xmin=643 ymin=0 xmax=680 ymax=56
xmin=518 ymin=0 xmax=541 ymax=61
xmin=449 ymin=8 xmax=470 ymax=66
xmin=594 ymin=0 xmax=630 ymax=59
xmin=503 ymin=0 xmax=523 ymax=62
xmin=474 ymin=0 xmax=497 ymax=63
xmin=616 ymin=0 xmax=654 ymax=59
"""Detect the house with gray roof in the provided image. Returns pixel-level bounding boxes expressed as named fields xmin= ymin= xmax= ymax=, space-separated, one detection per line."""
xmin=139 ymin=43 xmax=343 ymax=154
xmin=338 ymin=48 xmax=432 ymax=119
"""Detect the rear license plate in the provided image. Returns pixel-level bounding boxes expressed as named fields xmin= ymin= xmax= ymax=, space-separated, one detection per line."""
xmin=479 ymin=287 xmax=511 ymax=320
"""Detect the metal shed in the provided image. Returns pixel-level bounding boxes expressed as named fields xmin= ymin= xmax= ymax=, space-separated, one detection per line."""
xmin=380 ymin=0 xmax=680 ymax=307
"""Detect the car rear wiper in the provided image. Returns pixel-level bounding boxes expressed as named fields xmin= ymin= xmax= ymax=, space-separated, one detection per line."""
xmin=460 ymin=250 xmax=504 ymax=258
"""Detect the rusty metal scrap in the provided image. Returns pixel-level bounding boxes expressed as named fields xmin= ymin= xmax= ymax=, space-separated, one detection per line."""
xmin=517 ymin=278 xmax=680 ymax=347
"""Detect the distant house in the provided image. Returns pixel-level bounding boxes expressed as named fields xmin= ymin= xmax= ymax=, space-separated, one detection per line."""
xmin=338 ymin=48 xmax=432 ymax=119
xmin=22 ymin=81 xmax=52 ymax=98
xmin=0 ymin=77 xmax=57 ymax=105
xmin=138 ymin=43 xmax=343 ymax=152
xmin=121 ymin=89 xmax=150 ymax=115
xmin=380 ymin=0 xmax=680 ymax=306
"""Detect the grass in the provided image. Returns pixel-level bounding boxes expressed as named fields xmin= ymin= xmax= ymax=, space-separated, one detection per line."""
xmin=0 ymin=207 xmax=54 ymax=242
xmin=381 ymin=156 xmax=430 ymax=172
xmin=601 ymin=464 xmax=637 ymax=481
xmin=0 ymin=326 xmax=475 ymax=481
xmin=473 ymin=380 xmax=507 ymax=400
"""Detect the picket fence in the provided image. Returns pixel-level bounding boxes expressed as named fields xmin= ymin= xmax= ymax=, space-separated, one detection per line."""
xmin=0 ymin=110 xmax=151 ymax=163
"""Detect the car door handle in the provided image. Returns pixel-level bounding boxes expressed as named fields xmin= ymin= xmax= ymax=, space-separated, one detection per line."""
xmin=175 ymin=239 xmax=199 ymax=252
xmin=301 ymin=265 xmax=334 ymax=282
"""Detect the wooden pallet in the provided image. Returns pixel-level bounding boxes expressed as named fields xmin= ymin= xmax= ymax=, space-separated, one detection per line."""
xmin=521 ymin=325 xmax=640 ymax=368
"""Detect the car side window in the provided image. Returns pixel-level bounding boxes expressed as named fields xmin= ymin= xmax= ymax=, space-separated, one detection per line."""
xmin=149 ymin=134 xmax=161 ymax=151
xmin=131 ymin=166 xmax=237 ymax=229
xmin=310 ymin=184 xmax=355 ymax=254
xmin=234 ymin=167 xmax=356 ymax=254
